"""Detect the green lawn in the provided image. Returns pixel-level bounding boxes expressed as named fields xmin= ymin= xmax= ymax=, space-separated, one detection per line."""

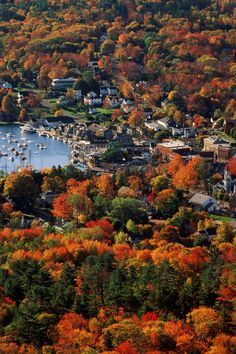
xmin=209 ymin=214 xmax=235 ymax=222
xmin=97 ymin=108 xmax=112 ymax=115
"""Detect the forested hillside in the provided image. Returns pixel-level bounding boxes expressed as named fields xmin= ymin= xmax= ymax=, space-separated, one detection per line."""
xmin=0 ymin=1 xmax=235 ymax=353
xmin=0 ymin=0 xmax=235 ymax=118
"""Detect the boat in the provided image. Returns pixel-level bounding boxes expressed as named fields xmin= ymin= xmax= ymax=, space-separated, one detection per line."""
xmin=20 ymin=124 xmax=36 ymax=134
xmin=39 ymin=144 xmax=47 ymax=150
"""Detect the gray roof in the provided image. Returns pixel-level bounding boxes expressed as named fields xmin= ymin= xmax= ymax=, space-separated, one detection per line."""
xmin=189 ymin=193 xmax=213 ymax=205
xmin=205 ymin=136 xmax=228 ymax=145
xmin=158 ymin=117 xmax=170 ymax=124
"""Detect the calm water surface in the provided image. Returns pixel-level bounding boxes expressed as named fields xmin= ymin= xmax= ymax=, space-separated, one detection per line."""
xmin=0 ymin=125 xmax=71 ymax=173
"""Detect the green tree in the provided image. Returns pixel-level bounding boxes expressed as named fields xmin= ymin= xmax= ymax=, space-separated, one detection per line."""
xmin=73 ymin=79 xmax=89 ymax=95
xmin=101 ymin=39 xmax=115 ymax=55
xmin=1 ymin=94 xmax=17 ymax=118
xmin=150 ymin=175 xmax=169 ymax=192
xmin=6 ymin=301 xmax=55 ymax=349
xmin=214 ymin=222 xmax=235 ymax=245
xmin=110 ymin=197 xmax=147 ymax=227
xmin=51 ymin=263 xmax=77 ymax=315
xmin=3 ymin=173 xmax=39 ymax=209
xmin=80 ymin=253 xmax=114 ymax=316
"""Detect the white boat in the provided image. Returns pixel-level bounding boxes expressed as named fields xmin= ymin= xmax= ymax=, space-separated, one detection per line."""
xmin=20 ymin=124 xmax=36 ymax=133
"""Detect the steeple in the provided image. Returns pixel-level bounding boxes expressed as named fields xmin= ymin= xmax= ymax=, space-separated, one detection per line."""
xmin=223 ymin=166 xmax=233 ymax=193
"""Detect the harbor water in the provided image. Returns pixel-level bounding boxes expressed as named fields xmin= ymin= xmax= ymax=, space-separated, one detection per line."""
xmin=0 ymin=125 xmax=71 ymax=173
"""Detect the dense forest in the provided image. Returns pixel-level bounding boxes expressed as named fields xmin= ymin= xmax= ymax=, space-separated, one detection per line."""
xmin=0 ymin=160 xmax=235 ymax=353
xmin=0 ymin=0 xmax=235 ymax=353
xmin=0 ymin=0 xmax=235 ymax=119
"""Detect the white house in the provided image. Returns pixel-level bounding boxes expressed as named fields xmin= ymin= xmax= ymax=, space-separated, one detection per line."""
xmin=171 ymin=126 xmax=184 ymax=136
xmin=42 ymin=116 xmax=74 ymax=128
xmin=189 ymin=193 xmax=219 ymax=212
xmin=100 ymin=86 xmax=109 ymax=96
xmin=107 ymin=86 xmax=118 ymax=96
xmin=73 ymin=90 xmax=82 ymax=101
xmin=51 ymin=78 xmax=76 ymax=90
xmin=156 ymin=117 xmax=170 ymax=130
xmin=100 ymin=85 xmax=118 ymax=97
xmin=145 ymin=121 xmax=162 ymax=132
xmin=104 ymin=97 xmax=120 ymax=108
xmin=84 ymin=91 xmax=102 ymax=106
xmin=121 ymin=99 xmax=135 ymax=113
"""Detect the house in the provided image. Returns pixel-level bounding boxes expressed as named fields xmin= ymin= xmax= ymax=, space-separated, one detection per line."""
xmin=73 ymin=90 xmax=82 ymax=100
xmin=107 ymin=86 xmax=118 ymax=96
xmin=145 ymin=121 xmax=162 ymax=132
xmin=171 ymin=126 xmax=184 ymax=136
xmin=214 ymin=168 xmax=236 ymax=193
xmin=156 ymin=117 xmax=171 ymax=130
xmin=116 ymin=133 xmax=133 ymax=146
xmin=89 ymin=107 xmax=97 ymax=114
xmin=0 ymin=81 xmax=12 ymax=89
xmin=126 ymin=126 xmax=138 ymax=137
xmin=42 ymin=116 xmax=75 ymax=128
xmin=143 ymin=107 xmax=153 ymax=119
xmin=189 ymin=193 xmax=219 ymax=212
xmin=204 ymin=136 xmax=229 ymax=153
xmin=117 ymin=124 xmax=137 ymax=137
xmin=51 ymin=78 xmax=76 ymax=91
xmin=100 ymin=85 xmax=118 ymax=97
xmin=84 ymin=92 xmax=102 ymax=106
xmin=41 ymin=191 xmax=58 ymax=206
xmin=104 ymin=97 xmax=120 ymax=108
xmin=56 ymin=96 xmax=69 ymax=105
xmin=88 ymin=60 xmax=99 ymax=69
xmin=217 ymin=144 xmax=236 ymax=161
xmin=99 ymin=34 xmax=107 ymax=43
xmin=85 ymin=123 xmax=113 ymax=143
xmin=204 ymin=136 xmax=236 ymax=161
xmin=161 ymin=99 xmax=169 ymax=108
xmin=198 ymin=227 xmax=217 ymax=241
xmin=100 ymin=86 xmax=109 ymax=96
xmin=156 ymin=139 xmax=191 ymax=159
xmin=121 ymin=99 xmax=135 ymax=113
xmin=17 ymin=91 xmax=29 ymax=104
xmin=28 ymin=118 xmax=40 ymax=128
xmin=88 ymin=60 xmax=99 ymax=74
xmin=183 ymin=128 xmax=196 ymax=138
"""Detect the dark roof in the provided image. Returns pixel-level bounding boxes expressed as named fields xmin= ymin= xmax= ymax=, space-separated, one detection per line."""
xmin=206 ymin=227 xmax=217 ymax=236
xmin=144 ymin=107 xmax=153 ymax=112
xmin=45 ymin=116 xmax=75 ymax=123
xmin=19 ymin=91 xmax=30 ymax=97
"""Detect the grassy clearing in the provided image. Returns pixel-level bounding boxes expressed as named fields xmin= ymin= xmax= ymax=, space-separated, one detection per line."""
xmin=210 ymin=214 xmax=235 ymax=222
